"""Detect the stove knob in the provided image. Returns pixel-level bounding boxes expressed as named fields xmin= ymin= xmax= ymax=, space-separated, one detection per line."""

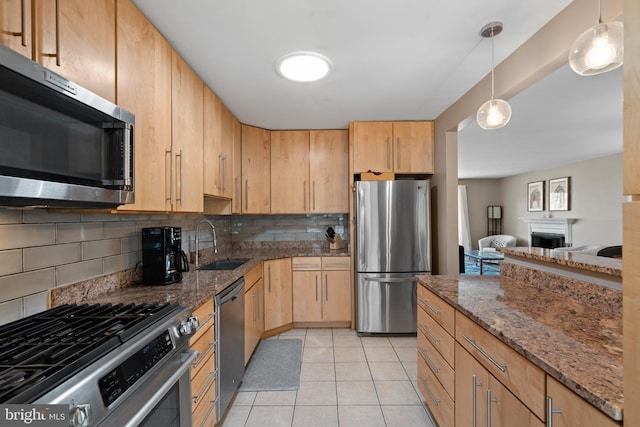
xmin=179 ymin=320 xmax=192 ymax=336
xmin=189 ymin=316 xmax=200 ymax=330
xmin=71 ymin=404 xmax=90 ymax=427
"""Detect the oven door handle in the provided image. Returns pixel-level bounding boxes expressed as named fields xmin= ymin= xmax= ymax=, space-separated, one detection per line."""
xmin=124 ymin=349 xmax=198 ymax=427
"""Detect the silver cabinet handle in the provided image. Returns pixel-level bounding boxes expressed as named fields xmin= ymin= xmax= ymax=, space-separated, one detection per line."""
xmin=315 ymin=275 xmax=319 ymax=301
xmin=191 ymin=341 xmax=215 ymax=371
xmin=463 ymin=335 xmax=507 ymax=372
xmin=386 ymin=137 xmax=391 ymax=169
xmin=222 ymin=155 xmax=227 ymax=192
xmin=472 ymin=374 xmax=483 ymax=427
xmin=165 ymin=148 xmax=174 ymax=205
xmin=419 ymin=297 xmax=442 ymax=316
xmin=234 ymin=177 xmax=240 ymax=210
xmin=325 ymin=274 xmax=328 ymax=301
xmin=546 ymin=396 xmax=563 ymax=427
xmin=303 ymin=181 xmax=307 ymax=210
xmin=418 ymin=347 xmax=439 ymax=374
xmin=268 ymin=265 xmax=272 ymax=293
xmin=418 ymin=322 xmax=440 ymax=345
xmin=176 ymin=150 xmax=183 ymax=205
xmin=218 ymin=155 xmax=223 ymax=193
xmin=257 ymin=288 xmax=261 ymax=321
xmin=419 ymin=377 xmax=439 ymax=407
xmin=192 ymin=371 xmax=216 ymax=405
xmin=396 ymin=137 xmax=401 ymax=169
xmin=245 ymin=179 xmax=249 ymax=210
xmin=487 ymin=389 xmax=498 ymax=426
xmin=312 ymin=181 xmax=316 ymax=211
xmin=17 ymin=0 xmax=27 ymax=46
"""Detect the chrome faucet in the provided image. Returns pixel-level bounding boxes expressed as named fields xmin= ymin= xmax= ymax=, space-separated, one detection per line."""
xmin=195 ymin=219 xmax=217 ymax=266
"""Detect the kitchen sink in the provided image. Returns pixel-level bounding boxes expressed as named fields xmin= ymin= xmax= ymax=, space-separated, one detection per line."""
xmin=198 ymin=259 xmax=249 ymax=271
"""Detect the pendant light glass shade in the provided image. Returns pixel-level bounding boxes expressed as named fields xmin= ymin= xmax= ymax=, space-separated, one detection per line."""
xmin=476 ymin=22 xmax=512 ymax=130
xmin=477 ymin=98 xmax=512 ymax=130
xmin=568 ymin=21 xmax=623 ymax=76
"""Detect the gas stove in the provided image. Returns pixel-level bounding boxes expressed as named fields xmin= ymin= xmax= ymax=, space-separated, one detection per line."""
xmin=0 ymin=302 xmax=199 ymax=426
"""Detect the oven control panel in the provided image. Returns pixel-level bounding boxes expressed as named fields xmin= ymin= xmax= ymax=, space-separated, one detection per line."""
xmin=98 ymin=330 xmax=174 ymax=406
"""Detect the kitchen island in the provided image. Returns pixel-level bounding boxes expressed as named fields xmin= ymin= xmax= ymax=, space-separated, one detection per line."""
xmin=417 ymin=247 xmax=622 ymax=425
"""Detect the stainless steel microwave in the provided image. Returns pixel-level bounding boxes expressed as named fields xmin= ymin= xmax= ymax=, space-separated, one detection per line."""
xmin=0 ymin=45 xmax=134 ymax=208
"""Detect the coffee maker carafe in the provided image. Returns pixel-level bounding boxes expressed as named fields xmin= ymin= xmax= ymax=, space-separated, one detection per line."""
xmin=142 ymin=227 xmax=189 ymax=285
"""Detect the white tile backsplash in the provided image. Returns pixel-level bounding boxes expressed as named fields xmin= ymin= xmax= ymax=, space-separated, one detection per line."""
xmin=23 ymin=291 xmax=49 ymax=316
xmin=0 ymin=268 xmax=56 ymax=301
xmin=0 ymin=223 xmax=56 ymax=250
xmin=57 ymin=222 xmax=104 ymax=243
xmin=0 ymin=250 xmax=22 ymax=276
xmin=23 ymin=243 xmax=82 ymax=271
xmin=56 ymin=259 xmax=103 ymax=287
xmin=0 ymin=298 xmax=22 ymax=324
xmin=82 ymin=238 xmax=121 ymax=260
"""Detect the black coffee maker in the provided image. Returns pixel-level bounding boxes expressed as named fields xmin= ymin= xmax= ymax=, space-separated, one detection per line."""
xmin=142 ymin=227 xmax=189 ymax=285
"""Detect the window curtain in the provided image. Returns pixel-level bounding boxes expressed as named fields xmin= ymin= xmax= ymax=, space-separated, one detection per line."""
xmin=458 ymin=185 xmax=471 ymax=250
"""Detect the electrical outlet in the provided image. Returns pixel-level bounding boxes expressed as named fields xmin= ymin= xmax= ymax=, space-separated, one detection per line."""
xmin=334 ymin=225 xmax=344 ymax=234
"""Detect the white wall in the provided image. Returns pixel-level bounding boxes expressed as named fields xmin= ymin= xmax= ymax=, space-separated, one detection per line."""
xmin=460 ymin=153 xmax=623 ymax=248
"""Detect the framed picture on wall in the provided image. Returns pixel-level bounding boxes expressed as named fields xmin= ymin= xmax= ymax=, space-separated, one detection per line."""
xmin=527 ymin=181 xmax=544 ymax=212
xmin=549 ymin=177 xmax=570 ymax=211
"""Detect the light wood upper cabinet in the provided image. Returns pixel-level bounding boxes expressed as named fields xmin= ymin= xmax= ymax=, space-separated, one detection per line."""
xmin=232 ymin=116 xmax=242 ymax=213
xmin=263 ymin=258 xmax=293 ymax=331
xmin=220 ymin=103 xmax=234 ymax=199
xmin=352 ymin=121 xmax=434 ymax=174
xmin=116 ymin=0 xmax=172 ymax=212
xmin=270 ymin=130 xmax=310 ymax=214
xmin=203 ymin=87 xmax=234 ymax=199
xmin=171 ymin=52 xmax=203 ymax=212
xmin=32 ymin=0 xmax=116 ymax=102
xmin=241 ymin=124 xmax=270 ymax=214
xmin=0 ymin=0 xmax=32 ymax=58
xmin=309 ymin=130 xmax=349 ymax=213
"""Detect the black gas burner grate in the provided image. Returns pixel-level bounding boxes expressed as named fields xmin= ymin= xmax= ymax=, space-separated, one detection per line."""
xmin=0 ymin=302 xmax=179 ymax=403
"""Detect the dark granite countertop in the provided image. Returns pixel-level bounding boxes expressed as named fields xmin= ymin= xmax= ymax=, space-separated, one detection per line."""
xmin=417 ymin=274 xmax=623 ymax=421
xmin=53 ymin=247 xmax=350 ymax=314
xmin=501 ymin=247 xmax=622 ymax=277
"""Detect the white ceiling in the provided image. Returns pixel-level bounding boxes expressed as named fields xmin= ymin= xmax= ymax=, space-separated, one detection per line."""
xmin=131 ymin=0 xmax=622 ymax=179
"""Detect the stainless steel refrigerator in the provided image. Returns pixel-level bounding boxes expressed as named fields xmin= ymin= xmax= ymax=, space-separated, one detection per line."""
xmin=355 ymin=180 xmax=431 ymax=334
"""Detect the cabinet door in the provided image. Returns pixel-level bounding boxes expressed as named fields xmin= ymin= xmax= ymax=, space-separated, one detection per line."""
xmin=203 ymin=87 xmax=223 ymax=197
xmin=393 ymin=121 xmax=434 ymax=173
xmin=352 ymin=122 xmax=393 ymax=173
xmin=488 ymin=375 xmax=544 ymax=427
xmin=309 ymin=130 xmax=349 ymax=213
xmin=33 ymin=0 xmax=116 ymax=102
xmin=292 ymin=271 xmax=322 ymax=322
xmin=547 ymin=376 xmax=620 ymax=427
xmin=455 ymin=343 xmax=489 ymax=427
xmin=241 ymin=125 xmax=271 ymax=214
xmin=264 ymin=258 xmax=293 ymax=331
xmin=220 ymin=103 xmax=234 ymax=199
xmin=322 ymin=270 xmax=351 ymax=321
xmin=270 ymin=130 xmax=310 ymax=213
xmin=171 ymin=52 xmax=204 ymax=212
xmin=0 ymin=0 xmax=32 ymax=57
xmin=232 ymin=116 xmax=242 ymax=213
xmin=116 ymin=0 xmax=172 ymax=212
xmin=244 ymin=283 xmax=256 ymax=366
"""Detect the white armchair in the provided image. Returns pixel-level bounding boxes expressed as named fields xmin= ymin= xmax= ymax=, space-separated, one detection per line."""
xmin=478 ymin=234 xmax=517 ymax=252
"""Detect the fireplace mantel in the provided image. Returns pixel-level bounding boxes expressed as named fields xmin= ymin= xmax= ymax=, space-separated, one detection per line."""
xmin=521 ymin=218 xmax=577 ymax=246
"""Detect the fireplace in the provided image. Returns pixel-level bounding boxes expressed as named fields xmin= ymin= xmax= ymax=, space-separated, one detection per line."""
xmin=531 ymin=232 xmax=565 ymax=249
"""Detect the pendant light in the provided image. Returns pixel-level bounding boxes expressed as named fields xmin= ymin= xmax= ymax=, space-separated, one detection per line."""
xmin=476 ymin=22 xmax=512 ymax=130
xmin=568 ymin=0 xmax=623 ymax=76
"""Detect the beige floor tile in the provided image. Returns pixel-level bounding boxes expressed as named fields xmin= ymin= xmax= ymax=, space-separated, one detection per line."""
xmin=394 ymin=346 xmax=417 ymax=362
xmin=332 ymin=328 xmax=357 ymax=336
xmin=336 ymin=381 xmax=379 ymax=405
xmin=368 ymin=362 xmax=409 ymax=380
xmin=304 ymin=334 xmax=333 ymax=348
xmin=389 ymin=336 xmax=418 ymax=347
xmin=364 ymin=346 xmax=400 ymax=362
xmin=338 ymin=405 xmax=386 ymax=427
xmin=381 ymin=405 xmax=436 ymax=427
xmin=335 ymin=362 xmax=372 ymax=381
xmin=333 ymin=335 xmax=363 ymax=348
xmin=402 ymin=361 xmax=418 ymax=381
xmin=295 ymin=381 xmax=337 ymax=405
xmin=374 ymin=380 xmax=422 ymax=405
xmin=280 ymin=328 xmax=307 ymax=336
xmin=244 ymin=406 xmax=295 ymax=427
xmin=334 ymin=347 xmax=366 ymax=362
xmin=220 ymin=404 xmax=251 ymax=427
xmin=305 ymin=328 xmax=333 ymax=335
xmin=279 ymin=335 xmax=305 ymax=346
xmin=292 ymin=406 xmax=339 ymax=427
xmin=300 ymin=362 xmax=336 ymax=381
xmin=361 ymin=336 xmax=392 ymax=347
xmin=232 ymin=391 xmax=257 ymax=406
xmin=253 ymin=390 xmax=297 ymax=406
xmin=302 ymin=347 xmax=334 ymax=363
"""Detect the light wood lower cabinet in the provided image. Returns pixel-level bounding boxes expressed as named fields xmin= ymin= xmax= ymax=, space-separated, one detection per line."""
xmin=546 ymin=376 xmax=621 ymax=427
xmin=190 ymin=299 xmax=216 ymax=427
xmin=244 ymin=263 xmax=264 ymax=365
xmin=292 ymin=257 xmax=351 ymax=323
xmin=263 ymin=258 xmax=293 ymax=331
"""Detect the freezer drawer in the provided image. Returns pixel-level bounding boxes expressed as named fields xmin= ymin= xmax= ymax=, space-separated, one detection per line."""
xmin=357 ymin=273 xmax=419 ymax=334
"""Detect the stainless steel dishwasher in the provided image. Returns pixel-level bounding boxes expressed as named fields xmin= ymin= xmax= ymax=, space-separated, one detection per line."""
xmin=215 ymin=278 xmax=245 ymax=422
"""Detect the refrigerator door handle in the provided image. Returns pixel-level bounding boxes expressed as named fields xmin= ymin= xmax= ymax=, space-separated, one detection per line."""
xmin=363 ymin=277 xmax=418 ymax=283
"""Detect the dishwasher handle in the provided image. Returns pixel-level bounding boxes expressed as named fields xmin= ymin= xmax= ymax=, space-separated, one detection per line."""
xmin=216 ymin=278 xmax=245 ymax=305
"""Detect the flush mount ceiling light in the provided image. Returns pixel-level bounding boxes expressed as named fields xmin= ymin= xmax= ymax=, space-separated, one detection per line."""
xmin=276 ymin=52 xmax=332 ymax=82
xmin=568 ymin=0 xmax=623 ymax=76
xmin=476 ymin=22 xmax=512 ymax=130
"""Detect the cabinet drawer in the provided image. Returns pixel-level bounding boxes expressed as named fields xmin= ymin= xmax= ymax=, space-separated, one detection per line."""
xmin=244 ymin=262 xmax=263 ymax=289
xmin=192 ymin=382 xmax=216 ymax=427
xmin=190 ymin=325 xmax=215 ymax=380
xmin=418 ymin=326 xmax=455 ymax=400
xmin=456 ymin=312 xmax=546 ymax=420
xmin=192 ymin=360 xmax=216 ymax=411
xmin=190 ymin=299 xmax=214 ymax=345
xmin=321 ymin=256 xmax=350 ymax=270
xmin=418 ymin=305 xmax=454 ymax=367
xmin=292 ymin=257 xmax=322 ymax=270
xmin=418 ymin=354 xmax=454 ymax=427
xmin=417 ymin=285 xmax=455 ymax=336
